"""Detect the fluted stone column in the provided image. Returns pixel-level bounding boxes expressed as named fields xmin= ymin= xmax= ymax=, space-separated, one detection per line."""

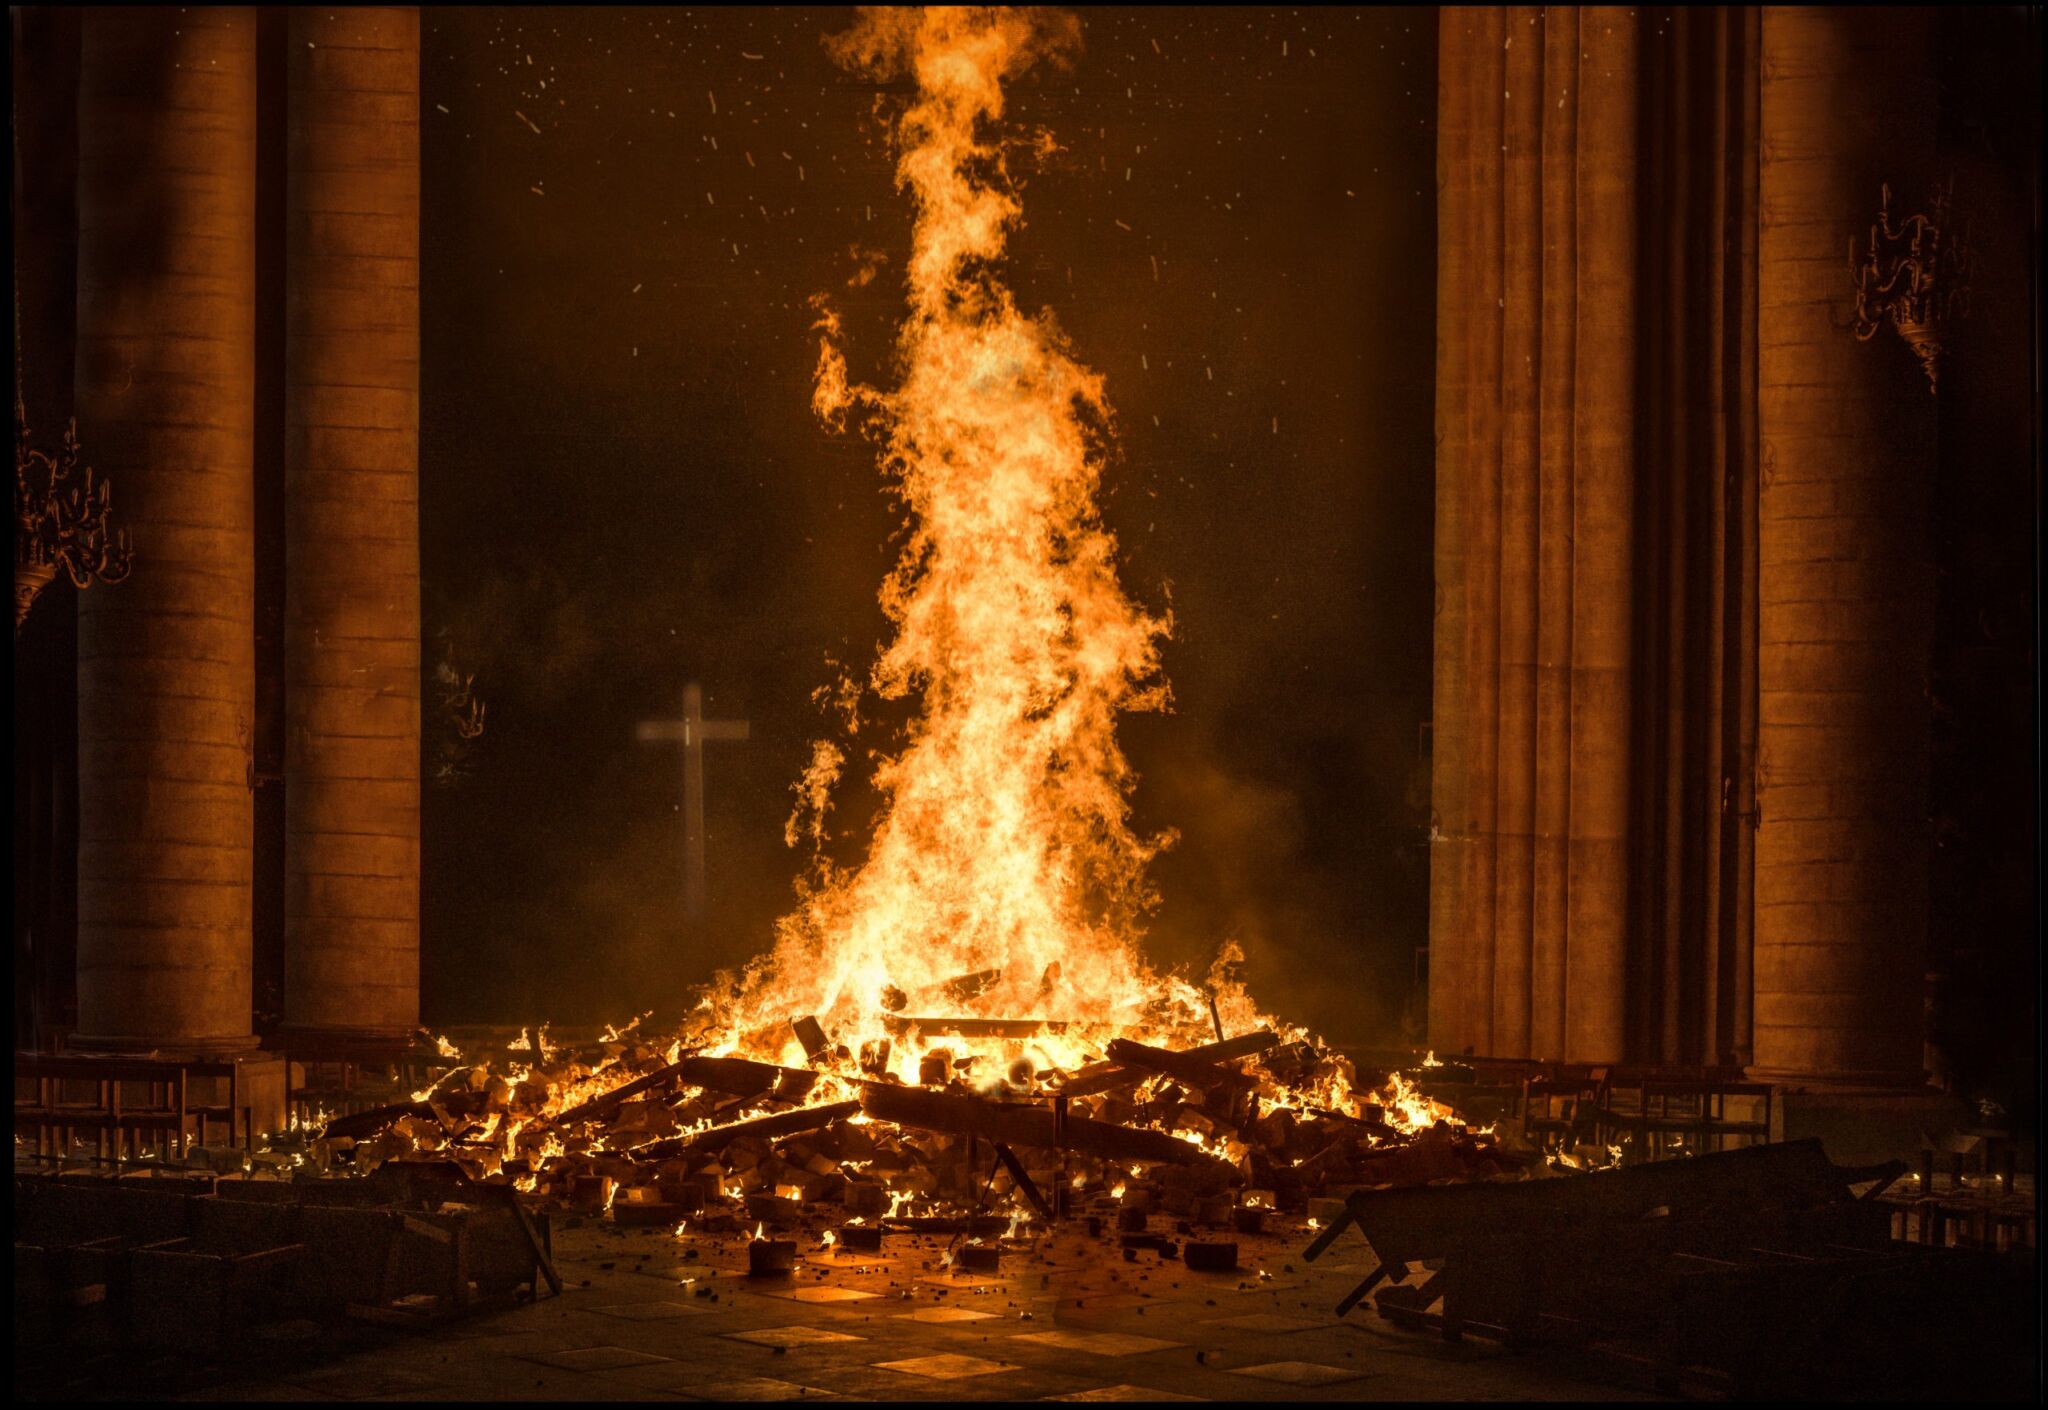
xmin=73 ymin=7 xmax=258 ymax=1051
xmin=1430 ymin=7 xmax=1641 ymax=1063
xmin=1432 ymin=8 xmax=1764 ymax=1067
xmin=1753 ymin=6 xmax=1937 ymax=1083
xmin=281 ymin=7 xmax=422 ymax=1039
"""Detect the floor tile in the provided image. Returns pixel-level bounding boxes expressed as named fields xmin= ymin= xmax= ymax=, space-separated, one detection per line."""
xmin=1013 ymin=1329 xmax=1182 ymax=1357
xmin=590 ymin=1300 xmax=717 ymax=1320
xmin=199 ymin=1382 xmax=344 ymax=1402
xmin=780 ymin=1287 xmax=880 ymax=1303
xmin=1205 ymin=1313 xmax=1327 ymax=1333
xmin=726 ymin=1326 xmax=866 ymax=1349
xmin=897 ymin=1305 xmax=999 ymax=1323
xmin=635 ymin=1264 xmax=738 ymax=1282
xmin=1228 ymin=1360 xmax=1368 ymax=1386
xmin=688 ymin=1377 xmax=839 ymax=1401
xmin=1042 ymin=1387 xmax=1207 ymax=1402
xmin=522 ymin=1345 xmax=674 ymax=1372
xmin=808 ymin=1254 xmax=901 ymax=1268
xmin=874 ymin=1353 xmax=1022 ymax=1379
xmin=286 ymin=1369 xmax=451 ymax=1399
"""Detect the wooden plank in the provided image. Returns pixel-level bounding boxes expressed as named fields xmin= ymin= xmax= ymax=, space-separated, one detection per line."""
xmin=992 ymin=1142 xmax=1053 ymax=1221
xmin=508 ymin=1198 xmax=561 ymax=1296
xmin=1105 ymin=1038 xmax=1254 ymax=1092
xmin=860 ymin=1084 xmax=1234 ymax=1174
xmin=1058 ymin=1030 xmax=1280 ymax=1098
xmin=627 ymin=1099 xmax=861 ymax=1161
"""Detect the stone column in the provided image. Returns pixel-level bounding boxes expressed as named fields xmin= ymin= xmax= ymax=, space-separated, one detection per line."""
xmin=281 ymin=7 xmax=422 ymax=1039
xmin=1432 ymin=8 xmax=1763 ymax=1067
xmin=1753 ymin=7 xmax=1937 ymax=1083
xmin=1430 ymin=7 xmax=1641 ymax=1064
xmin=73 ymin=7 xmax=259 ymax=1051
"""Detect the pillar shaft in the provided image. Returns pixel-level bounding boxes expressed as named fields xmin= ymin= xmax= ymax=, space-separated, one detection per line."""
xmin=1430 ymin=7 xmax=1640 ymax=1064
xmin=73 ymin=7 xmax=259 ymax=1051
xmin=281 ymin=7 xmax=422 ymax=1037
xmin=1753 ymin=6 xmax=1937 ymax=1083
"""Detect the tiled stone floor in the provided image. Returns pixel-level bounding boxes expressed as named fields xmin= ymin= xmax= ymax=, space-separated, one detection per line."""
xmin=34 ymin=1215 xmax=1670 ymax=1401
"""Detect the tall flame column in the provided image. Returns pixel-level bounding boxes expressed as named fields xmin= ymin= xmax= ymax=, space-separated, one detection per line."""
xmin=1752 ymin=7 xmax=1937 ymax=1083
xmin=73 ymin=9 xmax=259 ymax=1051
xmin=281 ymin=7 xmax=422 ymax=1039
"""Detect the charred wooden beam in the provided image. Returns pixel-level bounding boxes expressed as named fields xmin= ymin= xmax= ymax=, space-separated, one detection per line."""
xmin=992 ymin=1142 xmax=1053 ymax=1221
xmin=554 ymin=1053 xmax=704 ymax=1125
xmin=1191 ymin=1030 xmax=1282 ymax=1061
xmin=1059 ymin=1030 xmax=1281 ymax=1098
xmin=940 ymin=968 xmax=1002 ymax=1004
xmin=322 ymin=1101 xmax=434 ymax=1141
xmin=670 ymin=1054 xmax=818 ymax=1102
xmin=626 ymin=1099 xmax=861 ymax=1161
xmin=793 ymin=1017 xmax=831 ymax=1063
xmin=859 ymin=1084 xmax=1233 ymax=1174
xmin=1106 ymin=1038 xmax=1255 ymax=1092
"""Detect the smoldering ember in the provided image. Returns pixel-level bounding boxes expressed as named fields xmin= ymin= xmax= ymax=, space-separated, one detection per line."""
xmin=10 ymin=6 xmax=2039 ymax=1406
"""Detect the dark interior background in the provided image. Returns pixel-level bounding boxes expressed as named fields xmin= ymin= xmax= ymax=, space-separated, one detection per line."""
xmin=11 ymin=8 xmax=2036 ymax=1108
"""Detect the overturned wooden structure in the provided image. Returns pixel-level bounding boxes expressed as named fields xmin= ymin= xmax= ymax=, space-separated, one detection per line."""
xmin=1305 ymin=1139 xmax=2034 ymax=1398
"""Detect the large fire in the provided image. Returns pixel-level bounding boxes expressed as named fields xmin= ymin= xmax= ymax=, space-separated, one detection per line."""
xmin=295 ymin=7 xmax=1497 ymax=1212
xmin=734 ymin=5 xmax=1212 ymax=1065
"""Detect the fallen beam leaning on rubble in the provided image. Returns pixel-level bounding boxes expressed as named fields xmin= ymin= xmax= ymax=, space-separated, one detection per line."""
xmin=1059 ymin=1030 xmax=1280 ymax=1098
xmin=1105 ymin=1037 xmax=1256 ymax=1091
xmin=627 ymin=1099 xmax=862 ymax=1161
xmin=859 ymin=1083 xmax=1235 ymax=1174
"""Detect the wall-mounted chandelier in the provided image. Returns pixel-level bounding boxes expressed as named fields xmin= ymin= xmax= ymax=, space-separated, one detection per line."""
xmin=14 ymin=401 xmax=132 ymax=635
xmin=1850 ymin=178 xmax=1973 ymax=395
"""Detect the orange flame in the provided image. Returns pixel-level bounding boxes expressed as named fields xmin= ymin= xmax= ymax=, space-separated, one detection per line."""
xmin=732 ymin=6 xmax=1201 ymax=1046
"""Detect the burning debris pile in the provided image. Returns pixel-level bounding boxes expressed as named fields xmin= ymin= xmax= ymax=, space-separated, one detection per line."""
xmin=302 ymin=1015 xmax=1529 ymax=1234
xmin=300 ymin=8 xmax=1530 ymax=1223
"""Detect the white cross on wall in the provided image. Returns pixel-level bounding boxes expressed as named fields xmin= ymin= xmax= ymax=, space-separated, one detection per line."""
xmin=636 ymin=682 xmax=749 ymax=918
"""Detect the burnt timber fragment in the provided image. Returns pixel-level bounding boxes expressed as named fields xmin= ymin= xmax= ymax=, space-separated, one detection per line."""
xmin=859 ymin=1082 xmax=1233 ymax=1173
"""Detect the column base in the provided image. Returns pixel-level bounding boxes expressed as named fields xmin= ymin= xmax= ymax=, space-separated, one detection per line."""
xmin=269 ymin=1024 xmax=434 ymax=1063
xmin=64 ymin=1032 xmax=261 ymax=1058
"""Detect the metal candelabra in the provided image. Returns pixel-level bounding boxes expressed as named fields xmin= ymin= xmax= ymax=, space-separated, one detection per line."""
xmin=14 ymin=406 xmax=133 ymax=635
xmin=1850 ymin=178 xmax=1973 ymax=395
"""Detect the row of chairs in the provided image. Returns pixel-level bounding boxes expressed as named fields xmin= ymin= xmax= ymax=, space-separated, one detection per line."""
xmin=14 ymin=1052 xmax=276 ymax=1165
xmin=1520 ymin=1064 xmax=1774 ymax=1162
